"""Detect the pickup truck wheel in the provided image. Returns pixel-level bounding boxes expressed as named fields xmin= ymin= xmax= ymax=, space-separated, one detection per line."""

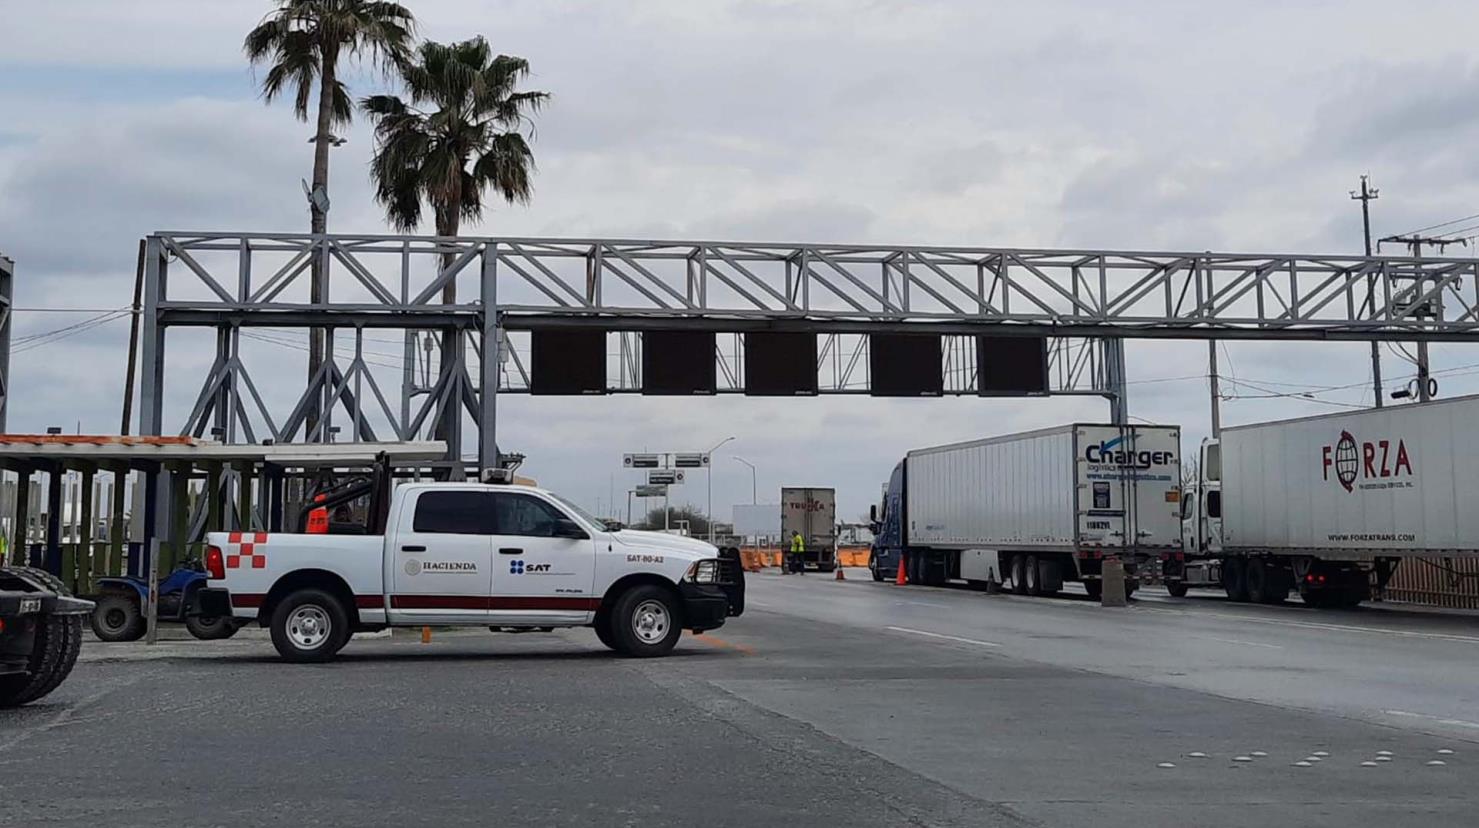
xmin=90 ymin=593 xmax=146 ymax=642
xmin=593 ymin=613 xmax=617 ymax=650
xmin=269 ymin=589 xmax=349 ymax=663
xmin=610 ymin=585 xmax=682 ymax=657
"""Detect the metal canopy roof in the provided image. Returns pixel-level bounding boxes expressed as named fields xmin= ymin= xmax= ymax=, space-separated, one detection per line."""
xmin=0 ymin=435 xmax=448 ymax=468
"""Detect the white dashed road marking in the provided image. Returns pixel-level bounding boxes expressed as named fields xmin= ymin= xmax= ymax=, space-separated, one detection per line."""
xmin=885 ymin=626 xmax=1002 ymax=648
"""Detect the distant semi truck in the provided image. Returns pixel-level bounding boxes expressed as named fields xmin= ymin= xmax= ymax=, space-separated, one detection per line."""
xmin=781 ymin=487 xmax=837 ymax=572
xmin=1176 ymin=395 xmax=1479 ymax=607
xmin=870 ymin=424 xmax=1183 ymax=598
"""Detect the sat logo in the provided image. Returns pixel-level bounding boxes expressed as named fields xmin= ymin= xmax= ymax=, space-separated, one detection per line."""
xmin=509 ymin=560 xmax=552 ymax=575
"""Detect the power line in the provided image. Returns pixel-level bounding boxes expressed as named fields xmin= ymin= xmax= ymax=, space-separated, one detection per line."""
xmin=1391 ymin=210 xmax=1479 ymax=239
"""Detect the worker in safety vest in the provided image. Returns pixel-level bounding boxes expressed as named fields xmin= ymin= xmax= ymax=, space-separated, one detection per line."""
xmin=788 ymin=531 xmax=806 ymax=575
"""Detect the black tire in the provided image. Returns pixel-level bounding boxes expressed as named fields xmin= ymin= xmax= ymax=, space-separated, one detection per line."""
xmin=1084 ymin=579 xmax=1103 ymax=601
xmin=0 ymin=567 xmax=85 ymax=708
xmin=90 ymin=592 xmax=146 ymax=642
xmin=1024 ymin=555 xmax=1042 ymax=596
xmin=1010 ymin=556 xmax=1028 ymax=595
xmin=1037 ymin=558 xmax=1060 ymax=597
xmin=593 ymin=612 xmax=617 ymax=650
xmin=1223 ymin=557 xmax=1250 ymax=603
xmin=185 ymin=614 xmax=236 ymax=640
xmin=269 ymin=589 xmax=350 ymax=663
xmin=1247 ymin=559 xmax=1289 ymax=604
xmin=1166 ymin=582 xmax=1190 ymax=598
xmin=610 ymin=584 xmax=682 ymax=657
xmin=869 ymin=558 xmax=884 ymax=582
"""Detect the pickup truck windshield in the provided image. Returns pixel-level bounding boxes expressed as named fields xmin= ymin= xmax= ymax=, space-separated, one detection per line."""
xmin=545 ymin=492 xmax=605 ymax=532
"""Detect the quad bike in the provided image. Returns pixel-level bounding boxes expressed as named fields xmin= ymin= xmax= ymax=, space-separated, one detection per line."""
xmin=90 ymin=559 xmax=245 ymax=642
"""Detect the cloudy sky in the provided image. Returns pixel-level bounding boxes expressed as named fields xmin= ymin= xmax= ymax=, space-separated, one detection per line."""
xmin=6 ymin=0 xmax=1479 ymax=524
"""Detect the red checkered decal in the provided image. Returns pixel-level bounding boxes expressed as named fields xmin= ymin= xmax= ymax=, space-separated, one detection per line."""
xmin=226 ymin=531 xmax=268 ymax=569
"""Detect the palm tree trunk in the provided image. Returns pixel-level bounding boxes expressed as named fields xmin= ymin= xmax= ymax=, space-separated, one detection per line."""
xmin=434 ymin=206 xmax=461 ymax=474
xmin=306 ymin=47 xmax=338 ymax=441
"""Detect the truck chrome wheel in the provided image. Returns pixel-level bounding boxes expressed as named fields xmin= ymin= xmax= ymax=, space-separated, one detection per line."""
xmin=286 ymin=605 xmax=332 ymax=650
xmin=631 ymin=599 xmax=670 ymax=644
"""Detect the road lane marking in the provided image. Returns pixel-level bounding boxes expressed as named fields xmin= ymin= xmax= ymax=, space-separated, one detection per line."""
xmin=1382 ymin=710 xmax=1479 ymax=730
xmin=893 ymin=599 xmax=951 ymax=608
xmin=1140 ymin=607 xmax=1479 ymax=644
xmin=885 ymin=626 xmax=1001 ymax=648
xmin=1193 ymin=635 xmax=1284 ymax=650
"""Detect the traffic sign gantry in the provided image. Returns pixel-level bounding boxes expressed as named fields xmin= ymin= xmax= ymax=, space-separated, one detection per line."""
xmin=624 ymin=453 xmax=662 ymax=469
xmin=648 ymin=470 xmax=685 ymax=485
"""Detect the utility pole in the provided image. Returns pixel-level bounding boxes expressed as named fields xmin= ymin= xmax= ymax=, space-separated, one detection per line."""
xmin=1207 ymin=340 xmax=1222 ymax=437
xmin=1378 ymin=232 xmax=1466 ymax=402
xmin=1351 ymin=176 xmax=1383 ymax=408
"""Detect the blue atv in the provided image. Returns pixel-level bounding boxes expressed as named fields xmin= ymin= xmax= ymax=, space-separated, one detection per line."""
xmin=89 ymin=560 xmax=243 ymax=642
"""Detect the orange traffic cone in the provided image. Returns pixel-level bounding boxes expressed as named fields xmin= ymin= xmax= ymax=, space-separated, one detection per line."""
xmin=835 ymin=564 xmax=846 ymax=581
xmin=895 ymin=552 xmax=908 ymax=585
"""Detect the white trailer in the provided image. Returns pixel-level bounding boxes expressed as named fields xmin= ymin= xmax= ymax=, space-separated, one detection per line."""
xmin=780 ymin=487 xmax=837 ymax=571
xmin=1178 ymin=395 xmax=1479 ymax=607
xmin=871 ymin=424 xmax=1182 ymax=598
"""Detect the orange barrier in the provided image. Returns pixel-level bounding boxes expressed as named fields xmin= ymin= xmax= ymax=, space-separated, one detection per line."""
xmin=737 ymin=546 xmax=872 ymax=570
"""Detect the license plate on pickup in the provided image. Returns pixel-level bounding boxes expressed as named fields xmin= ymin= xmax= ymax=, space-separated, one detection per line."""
xmin=18 ymin=597 xmax=41 ymax=615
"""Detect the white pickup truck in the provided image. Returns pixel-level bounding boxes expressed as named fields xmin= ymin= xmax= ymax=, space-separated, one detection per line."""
xmin=197 ymin=481 xmax=744 ymax=662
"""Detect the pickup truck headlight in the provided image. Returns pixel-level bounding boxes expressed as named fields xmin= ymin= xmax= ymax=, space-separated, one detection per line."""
xmin=686 ymin=559 xmax=720 ymax=584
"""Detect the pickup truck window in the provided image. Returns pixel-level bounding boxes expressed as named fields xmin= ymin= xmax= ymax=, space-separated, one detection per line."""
xmin=413 ymin=490 xmax=497 ymax=535
xmin=494 ymin=493 xmax=570 ymax=538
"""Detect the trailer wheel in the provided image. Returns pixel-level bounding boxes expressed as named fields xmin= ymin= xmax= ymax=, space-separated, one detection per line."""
xmin=90 ymin=592 xmax=146 ymax=642
xmin=1010 ymin=556 xmax=1028 ymax=595
xmin=1083 ymin=580 xmax=1103 ymax=601
xmin=1023 ymin=555 xmax=1042 ymax=596
xmin=269 ymin=589 xmax=350 ymax=663
xmin=1246 ymin=559 xmax=1288 ymax=604
xmin=1166 ymin=582 xmax=1190 ymax=598
xmin=1222 ymin=558 xmax=1250 ymax=603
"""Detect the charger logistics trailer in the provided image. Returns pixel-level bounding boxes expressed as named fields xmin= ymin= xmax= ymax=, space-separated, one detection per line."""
xmin=1177 ymin=394 xmax=1479 ymax=607
xmin=870 ymin=424 xmax=1182 ymax=597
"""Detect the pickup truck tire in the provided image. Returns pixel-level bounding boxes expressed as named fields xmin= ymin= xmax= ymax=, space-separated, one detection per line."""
xmin=269 ymin=589 xmax=349 ymax=663
xmin=610 ymin=585 xmax=682 ymax=658
xmin=593 ymin=613 xmax=617 ymax=650
xmin=90 ymin=593 xmax=146 ymax=642
xmin=0 ymin=567 xmax=86 ymax=708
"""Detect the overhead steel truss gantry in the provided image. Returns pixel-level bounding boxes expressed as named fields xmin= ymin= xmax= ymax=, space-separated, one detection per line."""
xmin=138 ymin=232 xmax=1479 ymax=475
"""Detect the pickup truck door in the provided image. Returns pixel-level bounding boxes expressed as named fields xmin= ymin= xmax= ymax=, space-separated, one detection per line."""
xmin=488 ymin=491 xmax=597 ymax=625
xmin=388 ymin=489 xmax=496 ymax=622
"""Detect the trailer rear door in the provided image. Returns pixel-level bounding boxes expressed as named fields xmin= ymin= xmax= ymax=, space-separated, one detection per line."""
xmin=1076 ymin=425 xmax=1181 ymax=551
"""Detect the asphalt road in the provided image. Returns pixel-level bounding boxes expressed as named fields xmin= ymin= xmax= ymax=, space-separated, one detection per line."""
xmin=2 ymin=571 xmax=1474 ymax=827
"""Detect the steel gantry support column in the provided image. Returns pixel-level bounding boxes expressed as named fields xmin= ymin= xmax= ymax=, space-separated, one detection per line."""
xmin=479 ymin=243 xmax=500 ymax=479
xmin=1104 ymin=337 xmax=1128 ymax=425
xmin=0 ymin=252 xmax=13 ymax=432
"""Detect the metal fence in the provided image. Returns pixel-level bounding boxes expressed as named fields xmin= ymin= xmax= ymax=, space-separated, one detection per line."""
xmin=1384 ymin=557 xmax=1479 ymax=611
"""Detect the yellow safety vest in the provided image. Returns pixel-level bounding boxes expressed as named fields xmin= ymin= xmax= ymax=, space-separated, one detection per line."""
xmin=790 ymin=535 xmax=805 ymax=553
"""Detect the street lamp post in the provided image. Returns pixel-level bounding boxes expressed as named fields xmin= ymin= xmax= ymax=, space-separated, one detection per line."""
xmin=705 ymin=436 xmax=736 ymax=543
xmin=733 ymin=456 xmax=757 ymax=504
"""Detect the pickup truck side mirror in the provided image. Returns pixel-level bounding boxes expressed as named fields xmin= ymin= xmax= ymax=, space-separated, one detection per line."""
xmin=552 ymin=518 xmax=589 ymax=540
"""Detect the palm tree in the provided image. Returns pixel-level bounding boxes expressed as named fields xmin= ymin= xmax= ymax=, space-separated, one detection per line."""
xmin=363 ymin=37 xmax=547 ymax=448
xmin=363 ymin=36 xmax=547 ymax=262
xmin=244 ymin=0 xmax=416 ymax=434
